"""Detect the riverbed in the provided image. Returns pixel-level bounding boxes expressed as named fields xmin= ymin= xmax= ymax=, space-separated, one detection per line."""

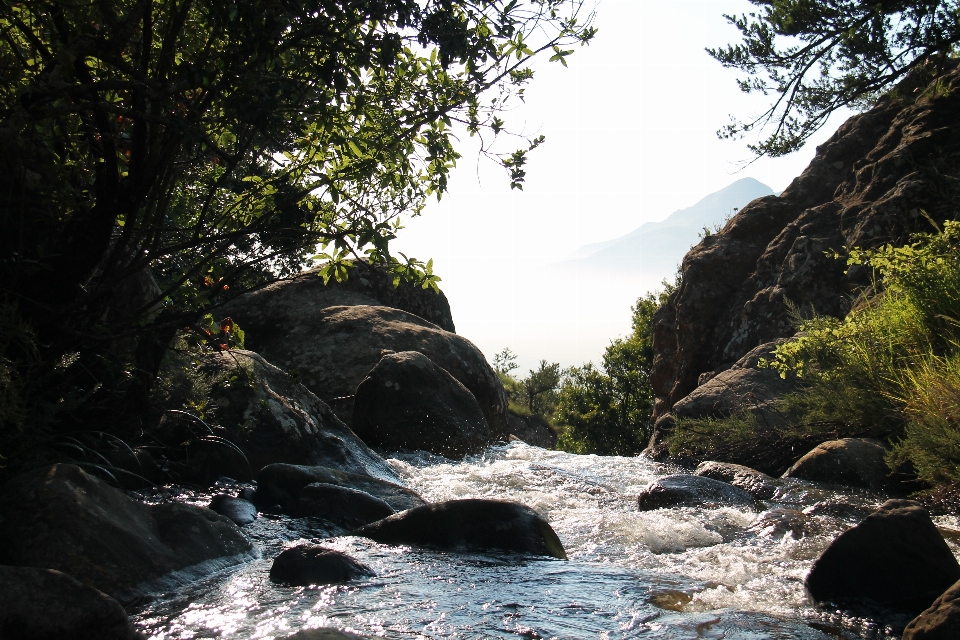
xmin=132 ymin=442 xmax=954 ymax=639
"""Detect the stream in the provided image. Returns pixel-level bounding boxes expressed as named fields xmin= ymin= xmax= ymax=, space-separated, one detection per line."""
xmin=131 ymin=442 xmax=960 ymax=639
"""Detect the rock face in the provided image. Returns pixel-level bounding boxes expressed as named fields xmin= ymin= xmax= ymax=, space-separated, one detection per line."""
xmin=220 ymin=304 xmax=508 ymax=439
xmin=0 ymin=565 xmax=142 ymax=640
xmin=783 ymin=438 xmax=889 ymax=489
xmin=637 ymin=474 xmax=756 ymax=511
xmin=352 ymin=499 xmax=567 ymax=559
xmin=220 ymin=262 xmax=455 ymax=333
xmin=805 ymin=499 xmax=960 ymax=614
xmin=170 ymin=350 xmax=395 ymax=483
xmin=352 ymin=351 xmax=492 ymax=458
xmin=903 ymin=579 xmax=960 ymax=639
xmin=694 ymin=462 xmax=778 ymax=500
xmin=0 ymin=464 xmax=252 ymax=599
xmin=269 ymin=545 xmax=374 ymax=586
xmin=507 ymin=412 xmax=558 ymax=449
xmin=651 ymin=63 xmax=960 ymax=422
xmin=255 ymin=463 xmax=426 ymax=513
xmin=296 ymin=483 xmax=395 ymax=528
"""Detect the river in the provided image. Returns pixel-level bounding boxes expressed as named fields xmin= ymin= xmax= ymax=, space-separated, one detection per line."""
xmin=132 ymin=442 xmax=958 ymax=639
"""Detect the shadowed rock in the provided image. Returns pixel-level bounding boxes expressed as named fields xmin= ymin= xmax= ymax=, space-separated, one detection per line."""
xmin=209 ymin=494 xmax=257 ymax=526
xmin=295 ymin=483 xmax=395 ymax=528
xmin=904 ymin=579 xmax=960 ymax=639
xmin=270 ymin=545 xmax=374 ymax=586
xmin=352 ymin=499 xmax=566 ymax=559
xmin=783 ymin=438 xmax=890 ymax=489
xmin=637 ymin=474 xmax=757 ymax=511
xmin=284 ymin=629 xmax=387 ymax=640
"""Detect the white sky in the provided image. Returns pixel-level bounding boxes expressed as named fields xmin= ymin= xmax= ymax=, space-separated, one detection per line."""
xmin=393 ymin=0 xmax=850 ymax=374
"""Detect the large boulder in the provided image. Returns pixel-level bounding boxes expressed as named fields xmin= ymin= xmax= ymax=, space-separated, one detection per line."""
xmin=0 ymin=464 xmax=253 ymax=599
xmin=694 ymin=461 xmax=778 ymax=500
xmin=160 ymin=350 xmax=396 ymax=484
xmin=209 ymin=494 xmax=257 ymax=526
xmin=269 ymin=545 xmax=374 ymax=586
xmin=805 ymin=499 xmax=960 ymax=614
xmin=507 ymin=412 xmax=557 ymax=449
xmin=352 ymin=499 xmax=567 ymax=559
xmin=215 ymin=304 xmax=509 ymax=439
xmin=352 ymin=351 xmax=492 ymax=458
xmin=904 ymin=579 xmax=960 ymax=639
xmin=255 ymin=463 xmax=425 ymax=513
xmin=637 ymin=474 xmax=757 ymax=511
xmin=295 ymin=483 xmax=395 ymax=529
xmin=783 ymin=438 xmax=890 ymax=489
xmin=0 ymin=565 xmax=142 ymax=640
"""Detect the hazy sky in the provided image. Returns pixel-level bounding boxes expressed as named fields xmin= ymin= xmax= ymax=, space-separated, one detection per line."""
xmin=393 ymin=0 xmax=850 ymax=374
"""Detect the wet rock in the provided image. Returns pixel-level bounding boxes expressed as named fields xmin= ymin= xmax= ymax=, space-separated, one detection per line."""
xmin=637 ymin=474 xmax=757 ymax=511
xmin=352 ymin=351 xmax=493 ymax=458
xmin=748 ymin=508 xmax=811 ymax=539
xmin=783 ymin=438 xmax=890 ymax=489
xmin=0 ymin=565 xmax=142 ymax=639
xmin=903 ymin=578 xmax=960 ymax=639
xmin=214 ymin=304 xmax=509 ymax=438
xmin=506 ymin=412 xmax=557 ymax=449
xmin=209 ymin=494 xmax=257 ymax=526
xmin=160 ymin=350 xmax=396 ymax=484
xmin=270 ymin=545 xmax=374 ymax=586
xmin=805 ymin=499 xmax=960 ymax=614
xmin=295 ymin=483 xmax=394 ymax=528
xmin=0 ymin=464 xmax=253 ymax=599
xmin=694 ymin=461 xmax=778 ymax=499
xmin=352 ymin=499 xmax=567 ymax=559
xmin=802 ymin=500 xmax=874 ymax=522
xmin=285 ymin=629 xmax=387 ymax=640
xmin=256 ymin=463 xmax=425 ymax=513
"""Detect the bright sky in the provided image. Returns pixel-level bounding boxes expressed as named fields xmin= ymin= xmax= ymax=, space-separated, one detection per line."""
xmin=393 ymin=0 xmax=850 ymax=374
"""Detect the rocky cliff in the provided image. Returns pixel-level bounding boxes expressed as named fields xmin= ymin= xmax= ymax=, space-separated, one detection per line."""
xmin=651 ymin=62 xmax=960 ymax=420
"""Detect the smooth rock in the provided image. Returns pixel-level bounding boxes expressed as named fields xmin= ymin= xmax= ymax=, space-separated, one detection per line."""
xmin=0 ymin=464 xmax=252 ymax=599
xmin=748 ymin=508 xmax=811 ymax=539
xmin=352 ymin=499 xmax=567 ymax=559
xmin=352 ymin=351 xmax=492 ymax=458
xmin=209 ymin=494 xmax=258 ymax=526
xmin=0 ymin=565 xmax=142 ymax=639
xmin=296 ymin=483 xmax=394 ymax=528
xmin=903 ymin=579 xmax=960 ymax=639
xmin=214 ymin=304 xmax=509 ymax=438
xmin=637 ymin=474 xmax=756 ymax=511
xmin=270 ymin=545 xmax=374 ymax=586
xmin=805 ymin=499 xmax=960 ymax=614
xmin=256 ymin=463 xmax=425 ymax=513
xmin=158 ymin=350 xmax=396 ymax=484
xmin=695 ymin=461 xmax=778 ymax=499
xmin=783 ymin=438 xmax=890 ymax=489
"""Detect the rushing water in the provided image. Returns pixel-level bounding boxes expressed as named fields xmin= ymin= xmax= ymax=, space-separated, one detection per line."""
xmin=131 ymin=442 xmax=960 ymax=639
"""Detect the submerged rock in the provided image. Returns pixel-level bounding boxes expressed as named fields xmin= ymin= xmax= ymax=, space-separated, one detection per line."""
xmin=903 ymin=578 xmax=960 ymax=639
xmin=295 ymin=483 xmax=395 ymax=528
xmin=806 ymin=499 xmax=960 ymax=614
xmin=637 ymin=474 xmax=756 ymax=511
xmin=0 ymin=464 xmax=252 ymax=600
xmin=270 ymin=545 xmax=374 ymax=586
xmin=209 ymin=494 xmax=258 ymax=526
xmin=255 ymin=463 xmax=425 ymax=513
xmin=694 ymin=461 xmax=778 ymax=500
xmin=0 ymin=565 xmax=142 ymax=640
xmin=352 ymin=499 xmax=567 ymax=559
xmin=748 ymin=508 xmax=812 ymax=539
xmin=285 ymin=629 xmax=387 ymax=640
xmin=352 ymin=351 xmax=493 ymax=458
xmin=783 ymin=438 xmax=889 ymax=489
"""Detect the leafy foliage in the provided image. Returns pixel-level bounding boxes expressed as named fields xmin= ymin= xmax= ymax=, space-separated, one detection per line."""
xmin=522 ymin=360 xmax=562 ymax=415
xmin=709 ymin=1 xmax=960 ymax=156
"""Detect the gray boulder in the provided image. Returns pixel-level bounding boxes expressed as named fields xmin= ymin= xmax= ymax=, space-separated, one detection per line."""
xmin=0 ymin=464 xmax=252 ymax=600
xmin=904 ymin=579 xmax=960 ymax=639
xmin=507 ymin=412 xmax=558 ymax=449
xmin=748 ymin=508 xmax=812 ymax=539
xmin=255 ymin=463 xmax=425 ymax=513
xmin=352 ymin=499 xmax=567 ymax=559
xmin=295 ymin=483 xmax=395 ymax=529
xmin=353 ymin=351 xmax=492 ymax=458
xmin=0 ymin=565 xmax=142 ymax=640
xmin=783 ymin=438 xmax=889 ymax=489
xmin=637 ymin=474 xmax=756 ymax=511
xmin=269 ymin=545 xmax=374 ymax=586
xmin=209 ymin=494 xmax=257 ymax=526
xmin=694 ymin=461 xmax=778 ymax=499
xmin=806 ymin=499 xmax=960 ymax=614
xmin=215 ymin=304 xmax=508 ymax=439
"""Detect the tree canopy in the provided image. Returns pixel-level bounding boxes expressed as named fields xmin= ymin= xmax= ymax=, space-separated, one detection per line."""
xmin=0 ymin=0 xmax=595 ymax=442
xmin=709 ymin=0 xmax=960 ymax=156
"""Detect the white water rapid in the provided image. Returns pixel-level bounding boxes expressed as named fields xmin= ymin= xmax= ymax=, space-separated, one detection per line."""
xmin=132 ymin=442 xmax=960 ymax=639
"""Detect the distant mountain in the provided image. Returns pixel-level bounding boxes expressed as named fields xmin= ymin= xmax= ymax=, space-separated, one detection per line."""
xmin=563 ymin=178 xmax=775 ymax=276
